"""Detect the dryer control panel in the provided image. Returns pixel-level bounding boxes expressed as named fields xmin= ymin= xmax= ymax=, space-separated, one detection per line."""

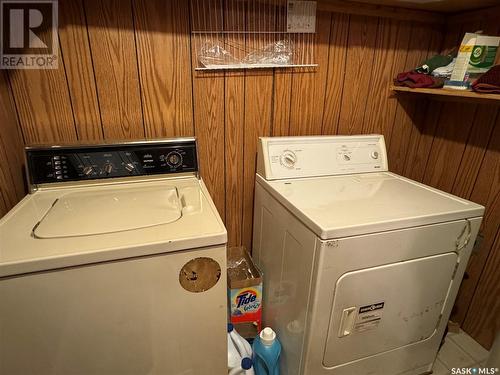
xmin=26 ymin=138 xmax=198 ymax=187
xmin=257 ymin=135 xmax=388 ymax=180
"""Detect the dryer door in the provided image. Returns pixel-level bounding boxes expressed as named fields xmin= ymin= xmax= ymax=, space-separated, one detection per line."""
xmin=323 ymin=252 xmax=457 ymax=367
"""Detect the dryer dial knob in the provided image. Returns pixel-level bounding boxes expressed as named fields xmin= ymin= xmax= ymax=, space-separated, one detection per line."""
xmin=371 ymin=151 xmax=379 ymax=159
xmin=280 ymin=150 xmax=297 ymax=169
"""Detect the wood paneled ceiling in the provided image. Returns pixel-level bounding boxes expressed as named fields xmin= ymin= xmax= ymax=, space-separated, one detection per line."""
xmin=344 ymin=0 xmax=500 ymax=13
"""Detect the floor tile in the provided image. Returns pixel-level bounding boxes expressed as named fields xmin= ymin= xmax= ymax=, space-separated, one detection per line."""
xmin=431 ymin=358 xmax=450 ymax=375
xmin=448 ymin=330 xmax=490 ymax=363
xmin=438 ymin=338 xmax=476 ymax=369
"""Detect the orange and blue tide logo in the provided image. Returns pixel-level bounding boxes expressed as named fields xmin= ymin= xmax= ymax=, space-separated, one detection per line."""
xmin=233 ymin=288 xmax=261 ymax=314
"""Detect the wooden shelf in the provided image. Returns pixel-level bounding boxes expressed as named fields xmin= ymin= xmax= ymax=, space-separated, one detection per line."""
xmin=391 ymin=85 xmax=500 ymax=105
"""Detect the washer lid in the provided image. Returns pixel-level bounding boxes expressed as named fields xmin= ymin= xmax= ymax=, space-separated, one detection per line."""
xmin=0 ymin=177 xmax=227 ymax=278
xmin=257 ymin=172 xmax=484 ymax=239
xmin=34 ymin=186 xmax=182 ymax=238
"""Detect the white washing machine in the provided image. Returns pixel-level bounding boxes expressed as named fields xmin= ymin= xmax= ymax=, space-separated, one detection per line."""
xmin=252 ymin=135 xmax=484 ymax=375
xmin=0 ymin=138 xmax=227 ymax=374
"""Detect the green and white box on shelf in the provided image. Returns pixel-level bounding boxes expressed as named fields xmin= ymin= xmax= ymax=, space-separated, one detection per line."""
xmin=444 ymin=33 xmax=500 ymax=90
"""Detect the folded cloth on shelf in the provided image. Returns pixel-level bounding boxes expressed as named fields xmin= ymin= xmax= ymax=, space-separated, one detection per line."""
xmin=394 ymin=71 xmax=445 ymax=88
xmin=472 ymin=65 xmax=500 ymax=94
xmin=432 ymin=58 xmax=456 ymax=78
xmin=416 ymin=54 xmax=454 ymax=74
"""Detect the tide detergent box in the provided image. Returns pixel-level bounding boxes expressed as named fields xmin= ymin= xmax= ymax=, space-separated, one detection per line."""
xmin=227 ymin=247 xmax=263 ymax=339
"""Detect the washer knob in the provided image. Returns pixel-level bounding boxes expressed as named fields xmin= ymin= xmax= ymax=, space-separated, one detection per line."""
xmin=371 ymin=151 xmax=379 ymax=159
xmin=83 ymin=166 xmax=93 ymax=176
xmin=103 ymin=163 xmax=113 ymax=175
xmin=280 ymin=150 xmax=297 ymax=169
xmin=124 ymin=163 xmax=135 ymax=173
xmin=166 ymin=152 xmax=183 ymax=168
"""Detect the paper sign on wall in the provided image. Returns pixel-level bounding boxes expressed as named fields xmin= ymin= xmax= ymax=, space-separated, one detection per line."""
xmin=287 ymin=1 xmax=316 ymax=33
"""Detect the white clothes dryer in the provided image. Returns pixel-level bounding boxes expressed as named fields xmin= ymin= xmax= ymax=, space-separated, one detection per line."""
xmin=252 ymin=135 xmax=483 ymax=375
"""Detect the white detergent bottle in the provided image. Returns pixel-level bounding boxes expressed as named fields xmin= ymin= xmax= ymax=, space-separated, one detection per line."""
xmin=228 ymin=330 xmax=242 ymax=370
xmin=228 ymin=358 xmax=254 ymax=375
xmin=229 ymin=324 xmax=253 ymax=357
xmin=228 ymin=323 xmax=255 ymax=375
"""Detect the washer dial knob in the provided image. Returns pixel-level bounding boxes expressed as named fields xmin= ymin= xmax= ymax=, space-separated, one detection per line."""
xmin=166 ymin=151 xmax=183 ymax=168
xmin=124 ymin=163 xmax=135 ymax=173
xmin=82 ymin=166 xmax=93 ymax=176
xmin=103 ymin=163 xmax=113 ymax=175
xmin=280 ymin=150 xmax=297 ymax=169
xmin=371 ymin=151 xmax=379 ymax=159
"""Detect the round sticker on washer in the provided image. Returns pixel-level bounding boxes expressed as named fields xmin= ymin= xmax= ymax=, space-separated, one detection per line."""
xmin=179 ymin=257 xmax=221 ymax=293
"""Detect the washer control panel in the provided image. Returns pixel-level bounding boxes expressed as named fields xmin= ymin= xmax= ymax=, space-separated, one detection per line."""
xmin=258 ymin=135 xmax=388 ymax=180
xmin=26 ymin=139 xmax=198 ymax=186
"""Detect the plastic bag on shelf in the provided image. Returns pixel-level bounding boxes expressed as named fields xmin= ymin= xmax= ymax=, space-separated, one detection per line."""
xmin=243 ymin=39 xmax=294 ymax=65
xmin=198 ymin=42 xmax=240 ymax=68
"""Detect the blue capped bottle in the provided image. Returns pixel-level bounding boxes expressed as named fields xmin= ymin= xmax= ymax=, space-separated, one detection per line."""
xmin=252 ymin=327 xmax=281 ymax=375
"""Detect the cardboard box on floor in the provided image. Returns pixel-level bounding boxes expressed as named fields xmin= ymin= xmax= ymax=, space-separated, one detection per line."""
xmin=227 ymin=247 xmax=263 ymax=339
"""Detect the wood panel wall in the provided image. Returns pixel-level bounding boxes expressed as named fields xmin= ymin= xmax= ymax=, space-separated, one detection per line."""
xmin=0 ymin=72 xmax=25 ymax=218
xmin=440 ymin=14 xmax=500 ymax=351
xmin=0 ymin=0 xmax=498 ymax=350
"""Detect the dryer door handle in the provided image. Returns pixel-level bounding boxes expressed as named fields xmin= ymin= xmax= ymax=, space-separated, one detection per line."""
xmin=455 ymin=219 xmax=472 ymax=251
xmin=338 ymin=307 xmax=357 ymax=337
